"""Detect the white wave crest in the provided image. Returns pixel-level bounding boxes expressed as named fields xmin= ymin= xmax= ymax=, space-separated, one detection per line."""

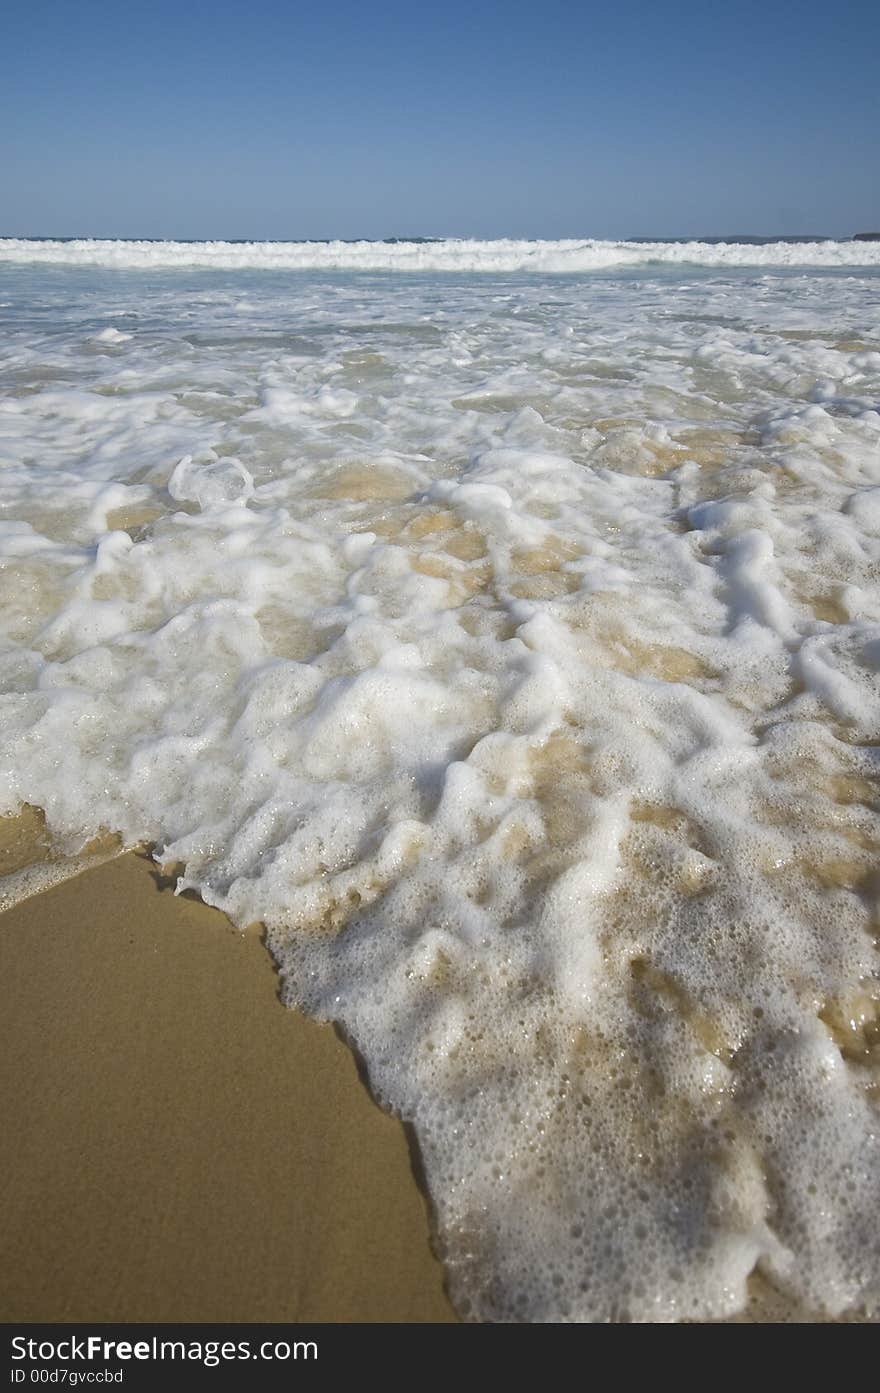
xmin=1 ymin=236 xmax=879 ymax=273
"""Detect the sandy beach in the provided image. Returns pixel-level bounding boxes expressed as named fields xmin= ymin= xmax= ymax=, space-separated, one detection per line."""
xmin=1 ymin=237 xmax=877 ymax=1322
xmin=0 ymin=814 xmax=455 ymax=1323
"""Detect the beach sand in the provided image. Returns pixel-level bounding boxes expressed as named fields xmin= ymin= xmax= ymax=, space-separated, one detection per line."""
xmin=0 ymin=814 xmax=456 ymax=1323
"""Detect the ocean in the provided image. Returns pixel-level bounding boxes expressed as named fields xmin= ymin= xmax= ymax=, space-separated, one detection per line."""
xmin=1 ymin=236 xmax=878 ymax=1320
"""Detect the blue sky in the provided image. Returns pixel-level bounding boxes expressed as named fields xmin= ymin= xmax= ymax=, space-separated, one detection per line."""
xmin=3 ymin=0 xmax=878 ymax=239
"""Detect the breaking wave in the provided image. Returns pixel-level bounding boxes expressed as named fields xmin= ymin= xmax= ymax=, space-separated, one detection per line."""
xmin=2 ymin=236 xmax=879 ymax=273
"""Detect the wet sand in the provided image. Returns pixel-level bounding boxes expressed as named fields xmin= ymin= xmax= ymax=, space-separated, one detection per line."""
xmin=0 ymin=818 xmax=456 ymax=1322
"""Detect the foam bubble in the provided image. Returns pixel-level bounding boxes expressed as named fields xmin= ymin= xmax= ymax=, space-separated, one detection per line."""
xmin=168 ymin=455 xmax=255 ymax=510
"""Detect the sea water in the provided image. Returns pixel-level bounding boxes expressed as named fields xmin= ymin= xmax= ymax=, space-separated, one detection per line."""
xmin=1 ymin=238 xmax=878 ymax=1321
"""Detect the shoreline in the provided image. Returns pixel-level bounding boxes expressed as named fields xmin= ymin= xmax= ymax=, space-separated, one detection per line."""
xmin=0 ymin=816 xmax=456 ymax=1323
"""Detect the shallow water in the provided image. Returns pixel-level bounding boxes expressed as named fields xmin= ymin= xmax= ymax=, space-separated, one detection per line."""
xmin=1 ymin=241 xmax=879 ymax=1320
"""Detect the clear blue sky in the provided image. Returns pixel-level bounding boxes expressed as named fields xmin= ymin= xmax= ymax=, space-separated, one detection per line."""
xmin=3 ymin=0 xmax=878 ymax=240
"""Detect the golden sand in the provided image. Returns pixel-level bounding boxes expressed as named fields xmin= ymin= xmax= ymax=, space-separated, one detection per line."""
xmin=0 ymin=816 xmax=455 ymax=1322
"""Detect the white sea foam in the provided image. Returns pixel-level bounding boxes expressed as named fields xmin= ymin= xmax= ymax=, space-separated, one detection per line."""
xmin=1 ymin=236 xmax=880 ymax=273
xmin=0 ymin=258 xmax=878 ymax=1320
